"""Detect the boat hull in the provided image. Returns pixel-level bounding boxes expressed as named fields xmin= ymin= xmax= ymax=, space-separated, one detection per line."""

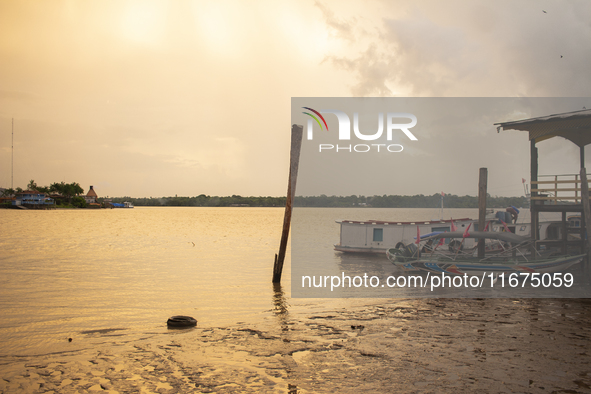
xmin=396 ymin=254 xmax=585 ymax=276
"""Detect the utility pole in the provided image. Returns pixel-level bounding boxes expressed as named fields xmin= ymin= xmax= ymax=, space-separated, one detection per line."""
xmin=11 ymin=118 xmax=14 ymax=190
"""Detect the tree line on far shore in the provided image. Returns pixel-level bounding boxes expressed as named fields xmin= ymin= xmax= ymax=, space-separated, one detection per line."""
xmin=1 ymin=180 xmax=84 ymax=198
xmin=108 ymin=193 xmax=528 ymax=209
xmin=1 ymin=180 xmax=528 ymax=209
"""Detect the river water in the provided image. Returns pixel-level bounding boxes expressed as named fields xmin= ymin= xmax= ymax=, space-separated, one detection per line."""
xmin=0 ymin=206 xmax=580 ymax=358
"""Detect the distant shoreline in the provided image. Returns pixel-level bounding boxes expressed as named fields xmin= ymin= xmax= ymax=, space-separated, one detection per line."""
xmin=1 ymin=193 xmax=529 ymax=209
xmin=101 ymin=194 xmax=527 ymax=209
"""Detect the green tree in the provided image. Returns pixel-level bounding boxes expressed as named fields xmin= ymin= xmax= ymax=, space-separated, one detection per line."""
xmin=71 ymin=196 xmax=86 ymax=208
xmin=50 ymin=182 xmax=84 ymax=203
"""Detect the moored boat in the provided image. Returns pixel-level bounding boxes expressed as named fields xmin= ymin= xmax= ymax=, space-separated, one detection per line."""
xmin=334 ymin=208 xmax=576 ymax=254
xmin=335 ymin=217 xmax=476 ymax=254
xmin=386 ymin=231 xmax=585 ymax=275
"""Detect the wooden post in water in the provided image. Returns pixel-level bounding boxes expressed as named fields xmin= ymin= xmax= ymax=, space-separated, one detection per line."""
xmin=273 ymin=124 xmax=303 ymax=283
xmin=477 ymin=168 xmax=488 ymax=258
xmin=580 ymin=168 xmax=591 ymax=254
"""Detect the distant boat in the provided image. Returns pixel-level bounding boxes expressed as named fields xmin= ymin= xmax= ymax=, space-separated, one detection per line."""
xmin=386 ymin=231 xmax=585 ymax=275
xmin=112 ymin=201 xmax=134 ymax=208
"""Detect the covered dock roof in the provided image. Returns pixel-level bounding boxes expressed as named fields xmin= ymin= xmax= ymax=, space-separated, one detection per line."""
xmin=495 ymin=108 xmax=591 ymax=252
xmin=495 ymin=108 xmax=591 ymax=146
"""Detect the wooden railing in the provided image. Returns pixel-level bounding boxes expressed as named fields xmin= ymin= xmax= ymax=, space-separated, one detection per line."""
xmin=531 ymin=174 xmax=591 ymax=204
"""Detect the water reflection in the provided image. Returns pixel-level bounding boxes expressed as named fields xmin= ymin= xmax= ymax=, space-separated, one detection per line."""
xmin=272 ymin=283 xmax=289 ymax=332
xmin=334 ymin=251 xmax=392 ymax=277
xmin=272 ymin=283 xmax=289 ymax=316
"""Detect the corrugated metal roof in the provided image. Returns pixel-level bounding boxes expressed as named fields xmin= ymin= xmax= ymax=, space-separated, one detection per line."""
xmin=495 ymin=108 xmax=591 ymax=146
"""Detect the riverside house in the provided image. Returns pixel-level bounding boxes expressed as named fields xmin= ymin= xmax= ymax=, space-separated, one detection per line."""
xmin=84 ymin=186 xmax=101 ymax=208
xmin=12 ymin=190 xmax=54 ymax=209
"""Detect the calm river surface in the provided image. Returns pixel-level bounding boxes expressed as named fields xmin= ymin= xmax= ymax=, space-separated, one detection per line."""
xmin=0 ymin=206 xmax=551 ymax=357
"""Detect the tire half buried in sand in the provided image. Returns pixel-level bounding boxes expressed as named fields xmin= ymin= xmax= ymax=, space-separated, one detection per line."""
xmin=167 ymin=316 xmax=197 ymax=328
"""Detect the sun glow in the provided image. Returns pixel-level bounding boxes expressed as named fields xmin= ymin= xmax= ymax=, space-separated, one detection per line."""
xmin=120 ymin=0 xmax=167 ymax=45
xmin=192 ymin=1 xmax=248 ymax=57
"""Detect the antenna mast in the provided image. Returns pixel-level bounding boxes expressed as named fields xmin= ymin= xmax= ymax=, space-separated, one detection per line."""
xmin=11 ymin=118 xmax=14 ymax=190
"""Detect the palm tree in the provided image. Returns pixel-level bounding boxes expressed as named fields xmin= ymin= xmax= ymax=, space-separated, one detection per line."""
xmin=1 ymin=188 xmax=15 ymax=197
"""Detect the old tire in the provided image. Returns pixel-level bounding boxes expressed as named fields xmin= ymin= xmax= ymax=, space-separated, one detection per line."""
xmin=167 ymin=315 xmax=197 ymax=328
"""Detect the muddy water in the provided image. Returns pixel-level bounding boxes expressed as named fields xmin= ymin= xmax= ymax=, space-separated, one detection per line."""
xmin=1 ymin=297 xmax=590 ymax=393
xmin=1 ymin=207 xmax=590 ymax=392
xmin=0 ymin=207 xmax=295 ymax=356
xmin=0 ymin=206 xmax=481 ymax=356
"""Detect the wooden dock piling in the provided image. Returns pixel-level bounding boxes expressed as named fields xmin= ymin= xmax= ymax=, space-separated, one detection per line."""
xmin=477 ymin=168 xmax=487 ymax=257
xmin=273 ymin=124 xmax=303 ymax=283
xmin=580 ymin=168 xmax=591 ymax=254
xmin=580 ymin=168 xmax=591 ymax=280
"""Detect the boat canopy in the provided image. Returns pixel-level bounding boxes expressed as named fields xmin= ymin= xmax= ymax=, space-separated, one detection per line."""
xmin=422 ymin=231 xmax=530 ymax=244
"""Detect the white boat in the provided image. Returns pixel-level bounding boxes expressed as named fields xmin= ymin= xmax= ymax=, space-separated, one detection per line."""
xmin=334 ymin=217 xmax=477 ymax=254
xmin=334 ymin=209 xmax=572 ymax=254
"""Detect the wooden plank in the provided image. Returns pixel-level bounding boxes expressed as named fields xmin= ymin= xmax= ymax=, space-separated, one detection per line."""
xmin=532 ymin=180 xmax=591 ymax=184
xmin=531 ymin=196 xmax=591 ymax=200
xmin=534 ymin=204 xmax=584 ymax=213
xmin=531 ymin=188 xmax=582 ymax=192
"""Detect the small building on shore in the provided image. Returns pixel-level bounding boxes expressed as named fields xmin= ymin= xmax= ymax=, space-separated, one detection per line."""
xmin=84 ymin=186 xmax=98 ymax=204
xmin=12 ymin=190 xmax=54 ymax=208
xmin=84 ymin=186 xmax=101 ymax=208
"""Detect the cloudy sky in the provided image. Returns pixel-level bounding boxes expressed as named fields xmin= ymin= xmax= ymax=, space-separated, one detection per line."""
xmin=293 ymin=98 xmax=591 ymax=197
xmin=1 ymin=0 xmax=590 ymax=198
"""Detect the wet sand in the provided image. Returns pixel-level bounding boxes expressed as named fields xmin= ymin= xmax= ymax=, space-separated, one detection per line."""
xmin=1 ymin=298 xmax=590 ymax=393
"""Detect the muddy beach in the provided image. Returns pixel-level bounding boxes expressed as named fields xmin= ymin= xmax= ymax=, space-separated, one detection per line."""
xmin=1 ymin=298 xmax=590 ymax=393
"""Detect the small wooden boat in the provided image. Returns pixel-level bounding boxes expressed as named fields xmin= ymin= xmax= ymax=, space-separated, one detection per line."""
xmin=387 ymin=231 xmax=585 ymax=275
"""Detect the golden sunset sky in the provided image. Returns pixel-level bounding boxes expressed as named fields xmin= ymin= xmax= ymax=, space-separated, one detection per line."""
xmin=1 ymin=1 xmax=590 ymax=197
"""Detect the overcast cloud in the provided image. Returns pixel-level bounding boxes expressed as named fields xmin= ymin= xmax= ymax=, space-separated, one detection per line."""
xmin=0 ymin=1 xmax=590 ymax=197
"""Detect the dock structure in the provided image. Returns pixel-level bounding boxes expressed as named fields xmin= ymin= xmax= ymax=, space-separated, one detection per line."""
xmin=496 ymin=109 xmax=591 ymax=255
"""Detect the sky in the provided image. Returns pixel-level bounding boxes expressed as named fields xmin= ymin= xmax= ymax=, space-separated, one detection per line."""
xmin=293 ymin=98 xmax=591 ymax=197
xmin=1 ymin=0 xmax=590 ymax=198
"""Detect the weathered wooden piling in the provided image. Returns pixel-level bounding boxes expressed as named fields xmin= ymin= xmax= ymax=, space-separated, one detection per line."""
xmin=273 ymin=124 xmax=303 ymax=283
xmin=477 ymin=168 xmax=488 ymax=257
xmin=580 ymin=168 xmax=591 ymax=255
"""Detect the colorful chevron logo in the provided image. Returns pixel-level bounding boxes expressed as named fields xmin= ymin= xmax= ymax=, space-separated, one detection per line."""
xmin=302 ymin=107 xmax=329 ymax=131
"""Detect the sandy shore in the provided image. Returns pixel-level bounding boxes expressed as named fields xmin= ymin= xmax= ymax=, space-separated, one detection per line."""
xmin=1 ymin=298 xmax=590 ymax=393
